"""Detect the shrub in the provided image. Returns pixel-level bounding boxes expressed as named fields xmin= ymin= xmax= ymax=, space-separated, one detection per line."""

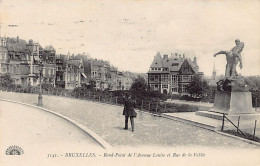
xmin=162 ymin=103 xmax=198 ymax=113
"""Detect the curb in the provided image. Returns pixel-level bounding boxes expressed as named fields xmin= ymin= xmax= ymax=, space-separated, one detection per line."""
xmin=0 ymin=98 xmax=113 ymax=150
xmin=160 ymin=114 xmax=217 ymax=131
xmin=160 ymin=113 xmax=260 ymax=146
xmin=215 ymin=131 xmax=260 ymax=146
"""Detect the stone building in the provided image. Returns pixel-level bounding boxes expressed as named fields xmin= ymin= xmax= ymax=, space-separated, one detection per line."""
xmin=41 ymin=45 xmax=56 ymax=85
xmin=64 ymin=58 xmax=87 ymax=90
xmin=107 ymin=66 xmax=118 ymax=91
xmin=55 ymin=54 xmax=68 ymax=88
xmin=147 ymin=52 xmax=203 ymax=95
xmin=27 ymin=39 xmax=42 ymax=86
xmin=0 ymin=37 xmax=8 ymax=74
xmin=0 ymin=37 xmax=31 ymax=86
xmin=90 ymin=59 xmax=109 ymax=90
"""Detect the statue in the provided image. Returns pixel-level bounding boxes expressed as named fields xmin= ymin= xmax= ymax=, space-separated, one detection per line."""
xmin=213 ymin=39 xmax=244 ymax=78
xmin=207 ymin=40 xmax=258 ymax=116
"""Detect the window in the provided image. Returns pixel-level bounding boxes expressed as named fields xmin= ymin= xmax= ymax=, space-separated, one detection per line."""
xmin=68 ymin=73 xmax=71 ymax=82
xmin=183 ymin=75 xmax=192 ymax=82
xmin=172 ymin=63 xmax=179 ymax=66
xmin=173 ymin=75 xmax=178 ymax=83
xmin=178 ymin=75 xmax=182 ymax=82
xmin=154 ymin=75 xmax=159 ymax=81
xmin=162 ymin=84 xmax=168 ymax=88
xmin=13 ymin=66 xmax=16 ymax=74
xmin=150 ymin=75 xmax=154 ymax=81
xmin=161 ymin=75 xmax=169 ymax=82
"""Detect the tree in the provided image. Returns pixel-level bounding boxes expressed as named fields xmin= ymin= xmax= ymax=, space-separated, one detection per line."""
xmin=0 ymin=73 xmax=14 ymax=87
xmin=130 ymin=76 xmax=148 ymax=96
xmin=87 ymin=79 xmax=96 ymax=90
xmin=186 ymin=74 xmax=209 ymax=98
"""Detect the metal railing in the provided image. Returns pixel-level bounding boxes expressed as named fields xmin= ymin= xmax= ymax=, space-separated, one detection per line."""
xmin=221 ymin=113 xmax=259 ymax=141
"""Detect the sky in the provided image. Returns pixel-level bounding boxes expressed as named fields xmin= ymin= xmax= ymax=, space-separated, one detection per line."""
xmin=0 ymin=0 xmax=260 ymax=76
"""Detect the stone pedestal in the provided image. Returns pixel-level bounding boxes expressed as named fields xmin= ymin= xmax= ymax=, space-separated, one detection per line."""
xmin=209 ymin=91 xmax=257 ymax=115
xmin=197 ymin=77 xmax=259 ymax=121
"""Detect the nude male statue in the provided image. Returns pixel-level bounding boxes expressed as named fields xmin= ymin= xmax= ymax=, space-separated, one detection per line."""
xmin=231 ymin=39 xmax=244 ymax=69
xmin=213 ymin=39 xmax=244 ymax=78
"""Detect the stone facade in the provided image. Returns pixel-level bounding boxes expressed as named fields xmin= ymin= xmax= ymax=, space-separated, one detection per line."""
xmin=1 ymin=36 xmax=137 ymax=91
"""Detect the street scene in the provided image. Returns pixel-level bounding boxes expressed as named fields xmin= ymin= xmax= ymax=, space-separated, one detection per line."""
xmin=1 ymin=0 xmax=260 ymax=166
xmin=0 ymin=91 xmax=259 ymax=148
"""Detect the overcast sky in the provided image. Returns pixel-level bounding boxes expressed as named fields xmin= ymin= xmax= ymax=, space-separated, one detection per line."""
xmin=1 ymin=0 xmax=260 ymax=76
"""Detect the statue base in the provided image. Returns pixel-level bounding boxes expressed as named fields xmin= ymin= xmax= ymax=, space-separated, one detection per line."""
xmin=209 ymin=91 xmax=257 ymax=115
xmin=197 ymin=77 xmax=259 ymax=120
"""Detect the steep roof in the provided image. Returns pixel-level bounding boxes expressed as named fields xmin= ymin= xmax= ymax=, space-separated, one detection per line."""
xmin=150 ymin=52 xmax=163 ymax=68
xmin=6 ymin=38 xmax=30 ymax=53
xmin=148 ymin=52 xmax=200 ymax=73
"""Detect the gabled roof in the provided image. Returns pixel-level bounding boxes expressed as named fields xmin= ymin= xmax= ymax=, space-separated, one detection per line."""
xmin=149 ymin=52 xmax=200 ymax=73
xmin=67 ymin=59 xmax=82 ymax=68
xmin=186 ymin=58 xmax=198 ymax=73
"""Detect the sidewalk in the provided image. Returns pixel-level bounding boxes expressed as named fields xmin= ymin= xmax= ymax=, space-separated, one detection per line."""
xmin=0 ymin=91 xmax=259 ymax=149
xmin=0 ymin=100 xmax=103 ymax=154
xmin=166 ymin=99 xmax=213 ymax=110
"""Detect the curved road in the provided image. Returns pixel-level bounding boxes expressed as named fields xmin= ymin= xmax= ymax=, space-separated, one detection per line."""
xmin=0 ymin=92 xmax=259 ymax=149
xmin=0 ymin=100 xmax=103 ymax=154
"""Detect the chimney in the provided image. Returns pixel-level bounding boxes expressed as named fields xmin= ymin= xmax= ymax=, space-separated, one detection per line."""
xmin=193 ymin=56 xmax=197 ymax=62
xmin=183 ymin=54 xmax=185 ymax=58
xmin=163 ymin=54 xmax=168 ymax=59
xmin=175 ymin=53 xmax=178 ymax=57
xmin=29 ymin=39 xmax=33 ymax=45
xmin=179 ymin=54 xmax=181 ymax=58
xmin=17 ymin=36 xmax=19 ymax=42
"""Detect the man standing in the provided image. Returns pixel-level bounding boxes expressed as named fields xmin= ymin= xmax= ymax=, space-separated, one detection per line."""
xmin=123 ymin=93 xmax=137 ymax=132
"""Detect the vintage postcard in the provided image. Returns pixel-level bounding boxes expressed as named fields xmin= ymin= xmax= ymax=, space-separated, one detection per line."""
xmin=0 ymin=0 xmax=260 ymax=165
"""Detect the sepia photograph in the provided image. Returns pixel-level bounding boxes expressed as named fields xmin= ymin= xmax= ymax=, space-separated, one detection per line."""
xmin=0 ymin=0 xmax=260 ymax=165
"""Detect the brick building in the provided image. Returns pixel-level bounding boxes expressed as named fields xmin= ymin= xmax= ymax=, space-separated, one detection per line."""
xmin=148 ymin=52 xmax=203 ymax=95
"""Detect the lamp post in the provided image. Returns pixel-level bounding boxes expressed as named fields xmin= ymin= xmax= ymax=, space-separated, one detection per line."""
xmin=38 ymin=60 xmax=43 ymax=106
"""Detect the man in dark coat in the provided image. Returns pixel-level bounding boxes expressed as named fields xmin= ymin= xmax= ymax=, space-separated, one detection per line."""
xmin=123 ymin=93 xmax=137 ymax=132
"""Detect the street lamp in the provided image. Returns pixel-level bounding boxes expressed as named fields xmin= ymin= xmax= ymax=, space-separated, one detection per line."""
xmin=38 ymin=60 xmax=43 ymax=106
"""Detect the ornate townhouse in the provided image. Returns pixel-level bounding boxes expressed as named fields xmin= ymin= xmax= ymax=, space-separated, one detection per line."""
xmin=41 ymin=45 xmax=56 ymax=85
xmin=107 ymin=65 xmax=118 ymax=91
xmin=55 ymin=54 xmax=68 ymax=88
xmin=27 ymin=39 xmax=42 ymax=86
xmin=90 ymin=59 xmax=110 ymax=90
xmin=0 ymin=37 xmax=8 ymax=74
xmin=148 ymin=52 xmax=203 ymax=95
xmin=64 ymin=58 xmax=87 ymax=90
xmin=0 ymin=37 xmax=32 ymax=86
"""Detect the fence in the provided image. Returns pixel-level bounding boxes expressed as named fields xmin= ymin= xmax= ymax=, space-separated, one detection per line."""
xmin=221 ymin=113 xmax=260 ymax=142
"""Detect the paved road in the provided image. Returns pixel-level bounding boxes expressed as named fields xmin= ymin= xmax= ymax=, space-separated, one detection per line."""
xmin=0 ymin=91 xmax=259 ymax=149
xmin=0 ymin=100 xmax=103 ymax=154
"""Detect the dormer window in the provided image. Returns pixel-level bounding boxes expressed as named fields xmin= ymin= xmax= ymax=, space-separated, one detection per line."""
xmin=172 ymin=63 xmax=179 ymax=66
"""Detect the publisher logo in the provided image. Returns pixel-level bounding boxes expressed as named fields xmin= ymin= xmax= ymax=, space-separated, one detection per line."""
xmin=6 ymin=145 xmax=24 ymax=155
